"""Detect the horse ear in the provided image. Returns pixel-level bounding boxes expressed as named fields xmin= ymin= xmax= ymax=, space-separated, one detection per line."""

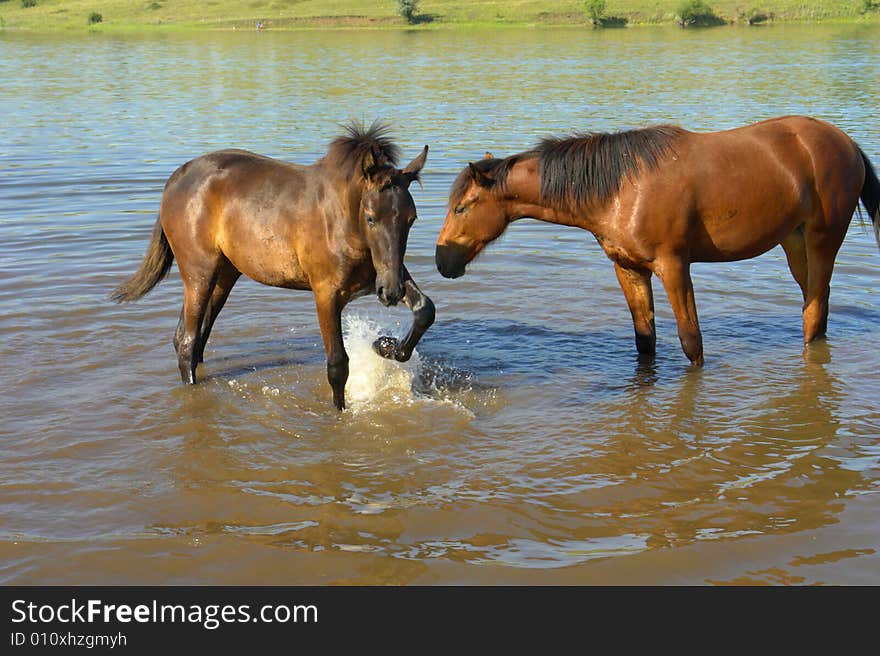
xmin=402 ymin=145 xmax=428 ymax=187
xmin=362 ymin=146 xmax=386 ymax=182
xmin=362 ymin=149 xmax=376 ymax=178
xmin=468 ymin=162 xmax=495 ymax=187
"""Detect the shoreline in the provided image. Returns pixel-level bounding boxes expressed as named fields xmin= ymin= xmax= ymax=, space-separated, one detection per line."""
xmin=2 ymin=1 xmax=879 ymax=33
xmin=2 ymin=19 xmax=879 ymax=34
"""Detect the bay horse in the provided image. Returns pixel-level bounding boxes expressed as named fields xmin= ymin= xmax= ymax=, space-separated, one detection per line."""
xmin=436 ymin=116 xmax=879 ymax=366
xmin=112 ymin=122 xmax=434 ymax=410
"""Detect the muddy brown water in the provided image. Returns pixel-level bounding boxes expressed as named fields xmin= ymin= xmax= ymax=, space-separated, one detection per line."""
xmin=1 ymin=25 xmax=878 ymax=584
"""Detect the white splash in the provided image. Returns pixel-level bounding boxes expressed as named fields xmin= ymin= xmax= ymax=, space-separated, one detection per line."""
xmin=342 ymin=314 xmax=422 ymax=408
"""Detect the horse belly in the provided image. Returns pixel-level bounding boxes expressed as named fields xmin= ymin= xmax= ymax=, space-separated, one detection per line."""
xmin=692 ymin=203 xmax=805 ymax=262
xmin=229 ymin=233 xmax=311 ymax=289
xmin=217 ymin=212 xmax=312 ymax=290
xmin=688 ymin=146 xmax=812 ymax=262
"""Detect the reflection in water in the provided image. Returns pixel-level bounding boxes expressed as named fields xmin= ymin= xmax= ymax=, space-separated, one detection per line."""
xmin=630 ymin=354 xmax=660 ymax=389
xmin=1 ymin=26 xmax=879 ymax=584
xmin=147 ymin=319 xmax=873 ymax=582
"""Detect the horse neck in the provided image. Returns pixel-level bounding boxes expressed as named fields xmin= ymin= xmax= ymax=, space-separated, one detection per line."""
xmin=323 ymin=165 xmax=365 ymax=222
xmin=345 ymin=178 xmax=367 ymax=219
xmin=501 ymin=157 xmax=589 ymax=230
xmin=313 ymin=158 xmax=361 ymax=213
xmin=315 ymin=163 xmax=370 ymax=250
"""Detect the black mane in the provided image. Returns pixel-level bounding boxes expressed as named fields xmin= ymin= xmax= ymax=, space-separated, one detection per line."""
xmin=324 ymin=120 xmax=402 ymax=177
xmin=448 ymin=125 xmax=685 ymax=212
xmin=537 ymin=125 xmax=684 ymax=212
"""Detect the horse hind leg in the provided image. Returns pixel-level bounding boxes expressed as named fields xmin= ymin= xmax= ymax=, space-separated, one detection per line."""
xmin=173 ymin=307 xmax=185 ymax=355
xmin=781 ymin=225 xmax=830 ymax=338
xmin=799 ymin=136 xmax=864 ymax=343
xmin=781 ymin=225 xmax=808 ymax=301
xmin=802 ymin=224 xmax=844 ymax=344
xmin=800 ymin=167 xmax=858 ymax=344
xmin=176 ymin=276 xmax=213 ymax=384
xmin=194 ymin=262 xmax=240 ymax=364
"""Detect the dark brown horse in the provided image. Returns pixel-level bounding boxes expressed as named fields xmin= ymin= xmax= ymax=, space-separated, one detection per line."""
xmin=436 ymin=116 xmax=879 ymax=365
xmin=112 ymin=122 xmax=434 ymax=410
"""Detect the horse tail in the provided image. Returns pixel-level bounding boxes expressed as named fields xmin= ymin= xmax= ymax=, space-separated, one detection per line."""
xmin=857 ymin=145 xmax=880 ymax=248
xmin=110 ymin=216 xmax=174 ymax=303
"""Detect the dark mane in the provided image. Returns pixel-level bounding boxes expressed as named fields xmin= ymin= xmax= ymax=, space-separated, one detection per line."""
xmin=448 ymin=154 xmax=528 ymax=210
xmin=324 ymin=120 xmax=402 ymax=178
xmin=538 ymin=125 xmax=685 ymax=212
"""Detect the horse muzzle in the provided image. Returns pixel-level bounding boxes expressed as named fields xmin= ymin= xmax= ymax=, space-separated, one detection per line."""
xmin=435 ymin=243 xmax=468 ymax=279
xmin=376 ymin=280 xmax=404 ymax=307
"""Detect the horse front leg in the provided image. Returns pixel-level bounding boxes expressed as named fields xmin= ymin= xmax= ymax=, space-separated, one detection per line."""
xmin=614 ymin=262 xmax=656 ymax=355
xmin=657 ymin=257 xmax=704 ymax=366
xmin=314 ymin=288 xmax=349 ymax=410
xmin=373 ymin=267 xmax=435 ymax=362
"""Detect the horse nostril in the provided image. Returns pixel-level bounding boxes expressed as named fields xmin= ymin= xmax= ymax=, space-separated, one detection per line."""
xmin=436 ymin=243 xmax=467 ymax=279
xmin=377 ymin=281 xmax=404 ymax=306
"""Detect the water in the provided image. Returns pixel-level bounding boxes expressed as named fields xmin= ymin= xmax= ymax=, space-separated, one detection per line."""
xmin=1 ymin=25 xmax=879 ymax=585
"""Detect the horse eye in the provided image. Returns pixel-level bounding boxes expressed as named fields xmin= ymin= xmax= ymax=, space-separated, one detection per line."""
xmin=454 ymin=206 xmax=466 ymax=215
xmin=409 ymin=215 xmax=417 ymax=226
xmin=366 ymin=214 xmax=376 ymax=226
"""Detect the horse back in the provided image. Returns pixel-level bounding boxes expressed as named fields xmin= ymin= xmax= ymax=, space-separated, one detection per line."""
xmin=642 ymin=116 xmax=863 ymax=262
xmin=159 ymin=149 xmax=346 ymax=290
xmin=708 ymin=116 xmax=861 ymax=187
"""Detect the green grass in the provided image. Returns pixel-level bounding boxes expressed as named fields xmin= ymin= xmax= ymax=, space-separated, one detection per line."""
xmin=0 ymin=0 xmax=876 ymax=31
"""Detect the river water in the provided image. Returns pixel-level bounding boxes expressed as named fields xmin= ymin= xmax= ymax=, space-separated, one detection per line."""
xmin=1 ymin=24 xmax=878 ymax=584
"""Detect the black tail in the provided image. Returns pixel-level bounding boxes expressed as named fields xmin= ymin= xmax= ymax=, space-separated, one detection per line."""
xmin=110 ymin=217 xmax=174 ymax=302
xmin=858 ymin=145 xmax=880 ymax=248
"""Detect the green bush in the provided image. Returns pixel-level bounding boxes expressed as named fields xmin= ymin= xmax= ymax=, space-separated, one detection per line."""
xmin=746 ymin=7 xmax=771 ymax=23
xmin=88 ymin=11 xmax=103 ymax=24
xmin=397 ymin=0 xmax=419 ymax=23
xmin=21 ymin=0 xmax=37 ymax=8
xmin=862 ymin=0 xmax=880 ymax=12
xmin=585 ymin=0 xmax=606 ymax=24
xmin=584 ymin=0 xmax=627 ymax=27
xmin=677 ymin=0 xmax=725 ymax=26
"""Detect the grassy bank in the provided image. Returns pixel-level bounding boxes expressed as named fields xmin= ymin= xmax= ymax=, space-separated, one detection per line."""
xmin=0 ymin=0 xmax=878 ymax=31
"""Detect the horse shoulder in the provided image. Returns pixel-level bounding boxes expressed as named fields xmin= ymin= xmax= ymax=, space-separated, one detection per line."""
xmin=289 ymin=177 xmax=369 ymax=286
xmin=591 ymin=188 xmax=675 ymax=269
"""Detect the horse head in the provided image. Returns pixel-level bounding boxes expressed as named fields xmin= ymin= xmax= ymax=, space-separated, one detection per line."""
xmin=360 ymin=145 xmax=428 ymax=305
xmin=436 ymin=153 xmax=510 ymax=279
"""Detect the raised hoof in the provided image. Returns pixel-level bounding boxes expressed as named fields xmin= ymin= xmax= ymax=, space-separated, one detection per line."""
xmin=372 ymin=335 xmax=400 ymax=360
